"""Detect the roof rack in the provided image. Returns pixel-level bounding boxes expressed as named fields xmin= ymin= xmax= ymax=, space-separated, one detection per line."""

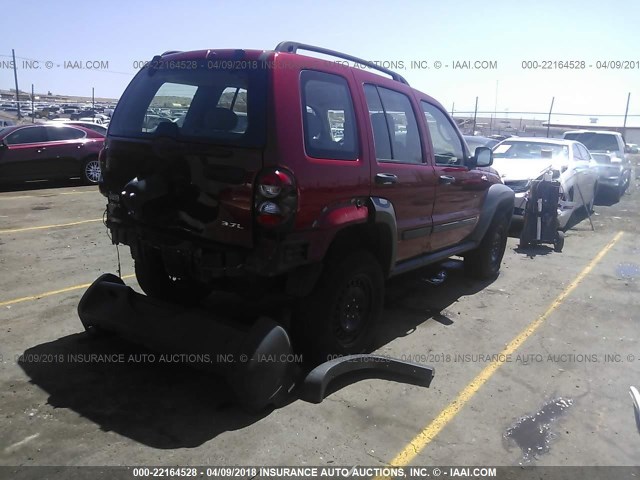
xmin=161 ymin=50 xmax=182 ymax=56
xmin=274 ymin=41 xmax=409 ymax=85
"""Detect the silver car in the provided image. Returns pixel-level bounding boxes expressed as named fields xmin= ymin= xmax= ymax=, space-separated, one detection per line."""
xmin=492 ymin=137 xmax=599 ymax=229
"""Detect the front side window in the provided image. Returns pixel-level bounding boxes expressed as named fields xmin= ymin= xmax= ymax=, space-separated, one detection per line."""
xmin=421 ymin=101 xmax=464 ymax=166
xmin=5 ymin=126 xmax=47 ymax=145
xmin=364 ymin=84 xmax=422 ymax=164
xmin=301 ymin=70 xmax=358 ymax=160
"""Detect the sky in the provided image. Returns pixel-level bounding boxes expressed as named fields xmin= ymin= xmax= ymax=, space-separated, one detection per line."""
xmin=2 ymin=0 xmax=639 ymax=123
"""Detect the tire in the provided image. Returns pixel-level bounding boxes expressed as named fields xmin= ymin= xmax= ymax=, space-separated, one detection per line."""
xmin=620 ymin=172 xmax=630 ymax=195
xmin=81 ymin=156 xmax=101 ymax=184
xmin=296 ymin=250 xmax=384 ymax=362
xmin=553 ymin=231 xmax=565 ymax=253
xmin=611 ymin=184 xmax=621 ymax=203
xmin=465 ymin=213 xmax=509 ymax=279
xmin=134 ymin=246 xmax=212 ymax=305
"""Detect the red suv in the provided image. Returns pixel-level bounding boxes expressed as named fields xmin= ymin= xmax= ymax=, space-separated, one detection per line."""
xmin=0 ymin=124 xmax=104 ymax=184
xmin=100 ymin=42 xmax=514 ymax=357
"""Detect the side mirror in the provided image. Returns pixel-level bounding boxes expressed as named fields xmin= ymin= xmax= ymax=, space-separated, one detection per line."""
xmin=0 ymin=139 xmax=7 ymax=149
xmin=472 ymin=146 xmax=493 ymax=168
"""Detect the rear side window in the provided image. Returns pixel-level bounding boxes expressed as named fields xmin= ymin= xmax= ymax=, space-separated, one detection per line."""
xmin=301 ymin=70 xmax=358 ymax=160
xmin=109 ymin=63 xmax=267 ymax=148
xmin=5 ymin=126 xmax=47 ymax=145
xmin=46 ymin=126 xmax=86 ymax=141
xmin=364 ymin=84 xmax=423 ymax=164
xmin=421 ymin=101 xmax=464 ymax=166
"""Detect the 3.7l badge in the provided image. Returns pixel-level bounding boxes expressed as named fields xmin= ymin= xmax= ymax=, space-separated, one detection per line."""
xmin=221 ymin=221 xmax=244 ymax=230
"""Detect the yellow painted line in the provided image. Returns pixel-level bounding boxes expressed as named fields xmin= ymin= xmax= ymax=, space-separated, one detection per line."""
xmin=0 ymin=218 xmax=102 ymax=234
xmin=0 ymin=191 xmax=94 ymax=200
xmin=0 ymin=274 xmax=135 ymax=308
xmin=380 ymin=231 xmax=624 ymax=470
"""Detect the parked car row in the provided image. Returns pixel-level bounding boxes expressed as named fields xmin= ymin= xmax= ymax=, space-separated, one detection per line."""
xmin=0 ymin=101 xmax=118 ymax=121
xmin=464 ymin=129 xmax=633 ymax=230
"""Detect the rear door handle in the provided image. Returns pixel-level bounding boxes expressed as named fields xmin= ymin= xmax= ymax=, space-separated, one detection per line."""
xmin=375 ymin=173 xmax=398 ymax=185
xmin=439 ymin=175 xmax=456 ymax=185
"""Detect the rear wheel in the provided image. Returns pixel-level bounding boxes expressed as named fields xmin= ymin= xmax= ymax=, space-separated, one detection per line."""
xmin=296 ymin=250 xmax=384 ymax=362
xmin=134 ymin=246 xmax=212 ymax=305
xmin=81 ymin=156 xmax=101 ymax=184
xmin=465 ymin=213 xmax=509 ymax=279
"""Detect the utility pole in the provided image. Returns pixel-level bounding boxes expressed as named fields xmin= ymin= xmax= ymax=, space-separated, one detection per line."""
xmin=11 ymin=49 xmax=21 ymax=119
xmin=451 ymin=101 xmax=455 ymax=116
xmin=31 ymin=84 xmax=35 ymax=123
xmin=494 ymin=80 xmax=499 ymax=124
xmin=472 ymin=96 xmax=478 ymax=135
xmin=622 ymin=92 xmax=631 ymax=142
xmin=92 ymin=87 xmax=95 ymax=116
xmin=546 ymin=97 xmax=555 ymax=138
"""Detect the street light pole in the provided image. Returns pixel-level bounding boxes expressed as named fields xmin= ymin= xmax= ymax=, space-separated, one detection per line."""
xmin=11 ymin=49 xmax=21 ymax=120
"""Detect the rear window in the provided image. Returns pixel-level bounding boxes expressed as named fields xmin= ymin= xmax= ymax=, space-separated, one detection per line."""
xmin=109 ymin=63 xmax=267 ymax=148
xmin=493 ymin=141 xmax=569 ymax=160
xmin=46 ymin=126 xmax=86 ymax=140
xmin=563 ymin=132 xmax=619 ymax=152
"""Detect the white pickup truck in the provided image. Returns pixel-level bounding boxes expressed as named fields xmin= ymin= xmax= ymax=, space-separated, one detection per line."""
xmin=562 ymin=130 xmax=632 ymax=201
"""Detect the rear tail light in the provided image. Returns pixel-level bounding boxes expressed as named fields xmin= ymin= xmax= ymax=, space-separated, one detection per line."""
xmin=255 ymin=169 xmax=297 ymax=228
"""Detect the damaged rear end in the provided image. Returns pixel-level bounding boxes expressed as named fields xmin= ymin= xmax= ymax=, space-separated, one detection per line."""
xmin=100 ymin=50 xmax=286 ymax=289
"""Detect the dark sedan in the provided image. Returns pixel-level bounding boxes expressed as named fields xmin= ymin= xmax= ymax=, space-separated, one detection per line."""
xmin=0 ymin=124 xmax=104 ymax=184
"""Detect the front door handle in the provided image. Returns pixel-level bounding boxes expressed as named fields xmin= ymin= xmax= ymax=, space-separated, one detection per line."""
xmin=439 ymin=175 xmax=456 ymax=185
xmin=375 ymin=173 xmax=398 ymax=185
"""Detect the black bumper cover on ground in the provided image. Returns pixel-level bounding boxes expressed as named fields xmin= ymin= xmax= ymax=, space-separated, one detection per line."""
xmin=78 ymin=274 xmax=434 ymax=411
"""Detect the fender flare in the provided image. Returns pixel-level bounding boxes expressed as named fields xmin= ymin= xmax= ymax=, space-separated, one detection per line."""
xmin=468 ymin=183 xmax=515 ymax=244
xmin=368 ymin=196 xmax=398 ymax=274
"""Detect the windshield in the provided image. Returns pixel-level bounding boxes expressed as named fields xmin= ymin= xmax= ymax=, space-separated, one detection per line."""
xmin=493 ymin=141 xmax=569 ymax=160
xmin=563 ymin=132 xmax=619 ymax=152
xmin=109 ymin=63 xmax=267 ymax=148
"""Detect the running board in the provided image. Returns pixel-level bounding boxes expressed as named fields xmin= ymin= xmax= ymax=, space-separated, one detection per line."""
xmin=390 ymin=241 xmax=476 ymax=277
